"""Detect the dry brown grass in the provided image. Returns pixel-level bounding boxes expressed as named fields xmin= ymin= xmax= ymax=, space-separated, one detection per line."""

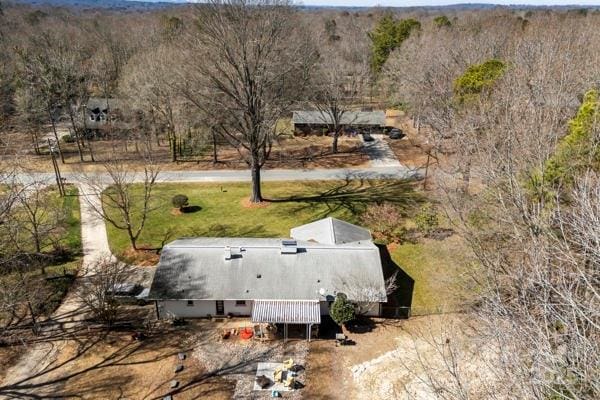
xmin=1 ymin=131 xmax=368 ymax=172
xmin=3 ymin=324 xmax=234 ymax=399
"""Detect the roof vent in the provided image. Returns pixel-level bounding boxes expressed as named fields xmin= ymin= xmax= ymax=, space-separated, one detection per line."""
xmin=281 ymin=239 xmax=298 ymax=254
xmin=225 ymin=246 xmax=243 ymax=260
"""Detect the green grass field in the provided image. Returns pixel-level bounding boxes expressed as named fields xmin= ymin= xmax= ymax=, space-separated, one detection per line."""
xmin=105 ymin=179 xmax=419 ymax=254
xmin=103 ymin=179 xmax=472 ymax=314
xmin=391 ymin=235 xmax=475 ymax=315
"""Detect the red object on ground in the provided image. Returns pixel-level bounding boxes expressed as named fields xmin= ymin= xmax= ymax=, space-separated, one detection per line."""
xmin=240 ymin=327 xmax=254 ymax=340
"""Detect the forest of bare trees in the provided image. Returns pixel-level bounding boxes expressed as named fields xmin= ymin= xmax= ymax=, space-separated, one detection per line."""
xmin=0 ymin=1 xmax=599 ymax=398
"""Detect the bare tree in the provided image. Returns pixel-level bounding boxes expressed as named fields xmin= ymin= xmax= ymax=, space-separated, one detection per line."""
xmin=308 ymin=28 xmax=370 ymax=153
xmin=181 ymin=0 xmax=315 ymax=202
xmin=334 ymin=270 xmax=398 ymax=316
xmin=77 ymin=255 xmax=133 ymax=325
xmin=11 ymin=183 xmax=65 ymax=260
xmin=83 ymin=153 xmax=160 ymax=251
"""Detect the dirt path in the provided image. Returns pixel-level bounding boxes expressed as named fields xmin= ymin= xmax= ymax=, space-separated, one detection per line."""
xmin=0 ymin=185 xmax=110 ymax=397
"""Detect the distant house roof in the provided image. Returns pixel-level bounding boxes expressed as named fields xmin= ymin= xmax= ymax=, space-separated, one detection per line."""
xmin=148 ymin=218 xmax=386 ymax=303
xmin=86 ymin=97 xmax=121 ymax=113
xmin=291 ymin=217 xmax=372 ymax=245
xmin=292 ymin=111 xmax=386 ymax=127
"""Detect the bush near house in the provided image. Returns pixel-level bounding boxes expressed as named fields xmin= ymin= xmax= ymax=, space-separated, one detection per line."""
xmin=414 ymin=203 xmax=439 ymax=236
xmin=330 ymin=293 xmax=355 ymax=326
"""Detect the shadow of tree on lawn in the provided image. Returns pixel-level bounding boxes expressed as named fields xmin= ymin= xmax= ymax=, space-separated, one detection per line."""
xmin=266 ymin=174 xmax=423 ymax=220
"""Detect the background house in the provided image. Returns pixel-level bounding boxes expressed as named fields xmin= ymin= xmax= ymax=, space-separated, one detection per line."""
xmin=292 ymin=110 xmax=386 ymax=135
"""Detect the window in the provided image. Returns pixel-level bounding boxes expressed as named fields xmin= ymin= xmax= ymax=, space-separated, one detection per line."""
xmin=235 ymin=300 xmax=246 ymax=306
xmin=187 ymin=300 xmax=194 ymax=307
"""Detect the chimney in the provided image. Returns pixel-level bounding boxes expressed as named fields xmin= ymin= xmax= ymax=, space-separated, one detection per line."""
xmin=224 ymin=246 xmax=232 ymax=260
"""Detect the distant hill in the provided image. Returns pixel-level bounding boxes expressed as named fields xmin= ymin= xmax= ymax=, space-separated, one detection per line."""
xmin=9 ymin=0 xmax=182 ymax=11
xmin=8 ymin=0 xmax=600 ymax=12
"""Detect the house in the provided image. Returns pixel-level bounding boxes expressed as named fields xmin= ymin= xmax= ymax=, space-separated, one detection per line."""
xmin=292 ymin=110 xmax=386 ymax=135
xmin=147 ymin=218 xmax=388 ymax=338
xmin=84 ymin=98 xmax=122 ymax=130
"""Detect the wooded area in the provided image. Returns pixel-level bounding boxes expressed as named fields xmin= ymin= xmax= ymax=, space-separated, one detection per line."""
xmin=0 ymin=1 xmax=599 ymax=399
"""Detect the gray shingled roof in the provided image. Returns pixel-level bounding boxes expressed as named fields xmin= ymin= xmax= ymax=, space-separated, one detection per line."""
xmin=86 ymin=97 xmax=121 ymax=112
xmin=148 ymin=222 xmax=386 ymax=303
xmin=292 ymin=111 xmax=386 ymax=127
xmin=291 ymin=217 xmax=372 ymax=245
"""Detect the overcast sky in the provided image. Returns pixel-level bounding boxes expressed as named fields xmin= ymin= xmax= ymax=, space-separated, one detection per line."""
xmin=296 ymin=1 xmax=600 ymax=6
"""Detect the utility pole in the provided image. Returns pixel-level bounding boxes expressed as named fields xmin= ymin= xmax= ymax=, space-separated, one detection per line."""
xmin=48 ymin=138 xmax=65 ymax=196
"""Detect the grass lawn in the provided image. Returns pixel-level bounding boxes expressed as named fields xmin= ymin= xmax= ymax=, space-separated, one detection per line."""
xmin=104 ymin=179 xmax=472 ymax=314
xmin=390 ymin=235 xmax=475 ymax=315
xmin=105 ymin=179 xmax=419 ymax=256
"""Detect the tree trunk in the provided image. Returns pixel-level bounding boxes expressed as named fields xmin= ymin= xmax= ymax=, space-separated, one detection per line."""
xmin=212 ymin=128 xmax=218 ymax=164
xmin=250 ymin=162 xmax=262 ymax=203
xmin=128 ymin=229 xmax=138 ymax=251
xmin=332 ymin=131 xmax=339 ymax=154
xmin=48 ymin=110 xmax=65 ymax=164
xmin=460 ymin=159 xmax=471 ymax=195
xmin=31 ymin=131 xmax=40 ymax=155
xmin=88 ymin=138 xmax=95 ymax=162
xmin=68 ymin=108 xmax=84 ymax=162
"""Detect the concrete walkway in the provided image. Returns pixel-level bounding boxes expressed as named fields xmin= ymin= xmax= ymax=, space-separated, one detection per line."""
xmin=361 ymin=134 xmax=402 ymax=168
xmin=0 ymin=184 xmax=110 ymax=398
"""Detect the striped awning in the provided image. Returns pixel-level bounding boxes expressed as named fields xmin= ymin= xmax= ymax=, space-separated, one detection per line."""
xmin=252 ymin=300 xmax=321 ymax=324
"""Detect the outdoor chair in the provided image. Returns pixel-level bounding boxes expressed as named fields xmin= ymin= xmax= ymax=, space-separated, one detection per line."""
xmin=284 ymin=376 xmax=295 ymax=388
xmin=273 ymin=367 xmax=284 ymax=383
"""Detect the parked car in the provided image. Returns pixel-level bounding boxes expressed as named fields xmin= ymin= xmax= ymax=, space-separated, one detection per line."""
xmin=389 ymin=129 xmax=405 ymax=140
xmin=362 ymin=132 xmax=375 ymax=142
xmin=108 ymin=283 xmax=147 ymax=305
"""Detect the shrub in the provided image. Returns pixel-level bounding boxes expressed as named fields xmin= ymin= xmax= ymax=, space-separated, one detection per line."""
xmin=453 ymin=59 xmax=506 ymax=103
xmin=172 ymin=194 xmax=189 ymax=210
xmin=330 ymin=293 xmax=355 ymax=327
xmin=433 ymin=15 xmax=451 ymax=28
xmin=360 ymin=203 xmax=406 ymax=244
xmin=62 ymin=134 xmax=75 ymax=143
xmin=415 ymin=203 xmax=439 ymax=236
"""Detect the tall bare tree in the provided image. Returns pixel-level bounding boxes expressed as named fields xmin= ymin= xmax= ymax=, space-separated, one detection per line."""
xmin=181 ymin=0 xmax=315 ymax=202
xmin=308 ymin=19 xmax=370 ymax=153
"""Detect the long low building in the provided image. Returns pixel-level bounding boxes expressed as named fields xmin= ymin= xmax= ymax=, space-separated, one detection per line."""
xmin=147 ymin=218 xmax=388 ymax=336
xmin=292 ymin=110 xmax=386 ymax=134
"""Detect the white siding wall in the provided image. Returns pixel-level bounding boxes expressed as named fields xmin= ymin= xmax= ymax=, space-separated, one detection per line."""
xmin=223 ymin=300 xmax=253 ymax=316
xmin=158 ymin=300 xmax=254 ymax=318
xmin=158 ymin=300 xmax=381 ymax=319
xmin=158 ymin=300 xmax=216 ymax=318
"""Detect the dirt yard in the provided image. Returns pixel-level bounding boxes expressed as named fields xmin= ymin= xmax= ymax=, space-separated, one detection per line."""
xmin=384 ymin=110 xmax=431 ymax=169
xmin=1 ymin=313 xmax=495 ymax=399
xmin=0 ymin=129 xmax=368 ymax=173
xmin=304 ymin=314 xmax=495 ymax=400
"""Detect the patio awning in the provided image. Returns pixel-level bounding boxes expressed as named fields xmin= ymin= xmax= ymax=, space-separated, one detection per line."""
xmin=252 ymin=300 xmax=321 ymax=324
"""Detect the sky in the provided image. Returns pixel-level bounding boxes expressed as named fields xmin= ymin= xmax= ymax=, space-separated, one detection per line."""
xmin=294 ymin=0 xmax=600 ymax=6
